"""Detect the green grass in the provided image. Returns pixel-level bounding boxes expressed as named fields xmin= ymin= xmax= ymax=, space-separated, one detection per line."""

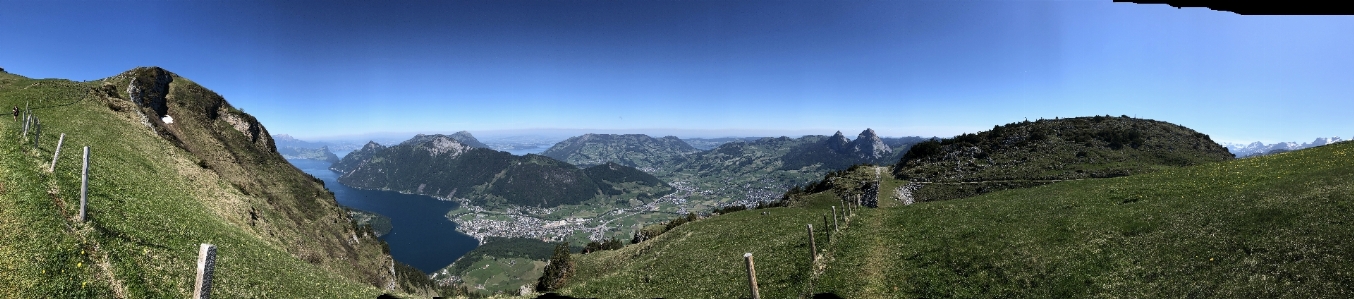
xmin=558 ymin=140 xmax=1354 ymax=298
xmin=460 ymin=256 xmax=546 ymax=295
xmin=0 ymin=71 xmax=405 ymax=297
xmin=561 ymin=193 xmax=850 ymax=298
xmin=818 ymin=141 xmax=1354 ymax=298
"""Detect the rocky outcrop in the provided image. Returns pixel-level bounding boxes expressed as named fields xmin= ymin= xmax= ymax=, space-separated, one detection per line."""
xmin=125 ymin=67 xmax=173 ymax=117
xmin=849 ymin=129 xmax=893 ymax=160
xmin=221 ymin=110 xmax=276 ymax=153
xmin=419 ymin=135 xmax=473 ymax=158
xmin=826 ymin=131 xmax=851 ymax=153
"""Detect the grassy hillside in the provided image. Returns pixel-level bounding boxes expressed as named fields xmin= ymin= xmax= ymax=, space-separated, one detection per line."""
xmin=557 ymin=140 xmax=1354 ymax=298
xmin=0 ymin=68 xmax=434 ymax=297
xmin=893 ymin=116 xmax=1234 ymax=202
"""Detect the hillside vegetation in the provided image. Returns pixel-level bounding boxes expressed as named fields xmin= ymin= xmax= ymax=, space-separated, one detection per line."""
xmin=893 ymin=116 xmax=1234 ymax=202
xmin=555 ymin=127 xmax=1353 ymax=298
xmin=0 ymin=68 xmax=439 ymax=297
xmin=542 ymin=134 xmax=699 ymax=169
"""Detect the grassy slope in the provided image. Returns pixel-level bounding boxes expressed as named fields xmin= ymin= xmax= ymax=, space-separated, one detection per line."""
xmin=0 ymin=72 xmax=403 ymax=297
xmin=460 ymin=256 xmax=547 ymax=295
xmin=561 ymin=141 xmax=1354 ymax=298
xmin=561 ymin=189 xmax=853 ymax=298
xmin=894 ymin=116 xmax=1234 ymax=202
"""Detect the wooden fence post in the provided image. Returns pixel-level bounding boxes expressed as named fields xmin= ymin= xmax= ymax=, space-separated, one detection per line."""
xmin=744 ymin=253 xmax=760 ymax=299
xmin=194 ymin=243 xmax=217 ymax=299
xmin=807 ymin=224 xmax=817 ymax=262
xmin=832 ymin=206 xmax=839 ymax=231
xmin=79 ymin=146 xmax=88 ymax=222
xmin=49 ymin=133 xmax=64 ymax=172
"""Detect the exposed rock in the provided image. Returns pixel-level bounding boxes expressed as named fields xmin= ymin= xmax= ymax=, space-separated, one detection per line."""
xmin=826 ymin=131 xmax=851 ymax=153
xmin=222 ymin=112 xmax=275 ymax=152
xmin=422 ymin=135 xmax=472 ymax=158
xmin=125 ymin=67 xmax=173 ymax=118
xmin=849 ymin=128 xmax=893 ymax=160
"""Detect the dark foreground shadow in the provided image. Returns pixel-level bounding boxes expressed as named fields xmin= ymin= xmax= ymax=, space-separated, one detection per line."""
xmin=813 ymin=293 xmax=846 ymax=299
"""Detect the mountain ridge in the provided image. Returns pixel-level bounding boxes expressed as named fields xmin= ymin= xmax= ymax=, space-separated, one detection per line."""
xmin=541 ymin=133 xmax=699 ymax=169
xmin=1222 ymin=136 xmax=1347 ymax=158
xmin=332 ymin=134 xmax=674 ymax=208
xmin=0 ymin=67 xmax=451 ymax=297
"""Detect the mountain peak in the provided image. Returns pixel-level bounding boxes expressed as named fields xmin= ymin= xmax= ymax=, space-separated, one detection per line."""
xmin=857 ymin=128 xmax=878 ymax=139
xmin=849 ymin=128 xmax=891 ymax=160
xmin=826 ymin=131 xmax=852 ymax=153
xmin=402 ymin=132 xmax=488 ymax=149
xmin=362 ymin=141 xmax=384 ymax=150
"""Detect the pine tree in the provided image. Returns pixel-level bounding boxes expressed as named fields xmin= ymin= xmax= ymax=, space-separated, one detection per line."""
xmin=536 ymin=242 xmax=575 ymax=291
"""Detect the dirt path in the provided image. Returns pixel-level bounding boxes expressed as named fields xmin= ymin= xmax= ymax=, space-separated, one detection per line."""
xmin=853 ymin=207 xmax=893 ymax=297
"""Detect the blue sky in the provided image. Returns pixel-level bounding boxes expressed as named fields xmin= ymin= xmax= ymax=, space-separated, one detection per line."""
xmin=2 ymin=0 xmax=1351 ymax=143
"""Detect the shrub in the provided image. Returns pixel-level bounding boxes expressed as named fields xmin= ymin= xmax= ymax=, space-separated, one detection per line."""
xmin=537 ymin=243 xmax=575 ymax=291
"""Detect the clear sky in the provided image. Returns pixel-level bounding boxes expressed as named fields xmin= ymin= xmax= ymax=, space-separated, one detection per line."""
xmin=2 ymin=0 xmax=1350 ymax=143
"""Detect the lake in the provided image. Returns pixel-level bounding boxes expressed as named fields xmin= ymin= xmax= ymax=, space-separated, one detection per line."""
xmin=287 ymin=159 xmax=479 ymax=274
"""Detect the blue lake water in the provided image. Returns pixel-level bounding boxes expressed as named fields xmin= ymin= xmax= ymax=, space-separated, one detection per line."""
xmin=287 ymin=159 xmax=478 ymax=274
xmin=503 ymin=147 xmax=546 ymax=156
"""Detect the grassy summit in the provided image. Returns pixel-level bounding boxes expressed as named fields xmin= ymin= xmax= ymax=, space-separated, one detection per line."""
xmin=556 ymin=124 xmax=1353 ymax=298
xmin=0 ymin=68 xmax=432 ymax=297
xmin=893 ymin=116 xmax=1234 ymax=202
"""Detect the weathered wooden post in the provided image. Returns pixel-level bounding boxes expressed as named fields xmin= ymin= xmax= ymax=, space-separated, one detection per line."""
xmin=49 ymin=133 xmax=64 ymax=172
xmin=807 ymin=224 xmax=817 ymax=262
xmin=22 ymin=113 xmax=29 ymax=137
xmin=194 ymin=243 xmax=217 ymax=299
xmin=832 ymin=206 xmax=839 ymax=231
xmin=844 ymin=201 xmax=849 ymax=219
xmin=79 ymin=146 xmax=88 ymax=222
xmin=743 ymin=252 xmax=760 ymax=299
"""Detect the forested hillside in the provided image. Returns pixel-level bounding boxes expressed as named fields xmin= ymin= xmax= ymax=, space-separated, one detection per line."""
xmin=332 ymin=134 xmax=673 ymax=208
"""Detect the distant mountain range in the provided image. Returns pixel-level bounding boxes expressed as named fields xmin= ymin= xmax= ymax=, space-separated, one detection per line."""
xmin=275 ymin=134 xmax=341 ymax=163
xmin=1221 ymin=137 xmax=1347 ymax=158
xmin=646 ymin=132 xmax=897 ymax=204
xmin=315 ymin=129 xmax=930 ymax=207
xmin=330 ymin=134 xmax=673 ymax=208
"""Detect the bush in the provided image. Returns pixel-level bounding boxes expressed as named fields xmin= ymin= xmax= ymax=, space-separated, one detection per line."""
xmin=582 ymin=237 xmax=625 ymax=254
